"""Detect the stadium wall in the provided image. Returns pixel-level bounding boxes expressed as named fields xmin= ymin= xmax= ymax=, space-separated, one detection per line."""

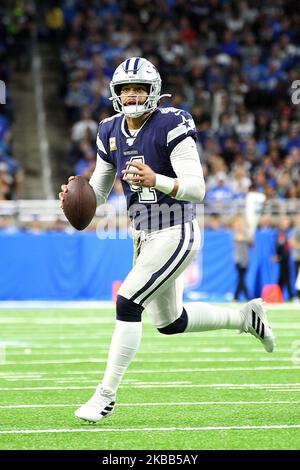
xmin=0 ymin=229 xmax=295 ymax=301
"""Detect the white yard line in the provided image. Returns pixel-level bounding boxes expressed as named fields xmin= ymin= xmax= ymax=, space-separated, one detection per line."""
xmin=2 ymin=366 xmax=300 ymax=382
xmin=0 ymin=301 xmax=114 ymax=309
xmin=0 ymin=401 xmax=299 ymax=410
xmin=3 ymin=349 xmax=287 ymax=356
xmin=3 ymin=348 xmax=300 ymax=356
xmin=0 ymin=366 xmax=291 ymax=377
xmin=0 ymin=319 xmax=115 ymax=325
xmin=0 ymin=341 xmax=295 ymax=346
xmin=1 ymin=383 xmax=300 ymax=391
xmin=1 ymin=424 xmax=300 ymax=434
xmin=0 ymin=301 xmax=298 ymax=310
xmin=1 ymin=318 xmax=300 ymax=327
xmin=2 ymin=357 xmax=300 ymax=365
xmin=2 ymin=344 xmax=298 ymax=351
xmin=43 ymin=365 xmax=300 ymax=373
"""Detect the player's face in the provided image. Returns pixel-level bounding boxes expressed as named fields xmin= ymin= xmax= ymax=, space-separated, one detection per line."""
xmin=120 ymin=84 xmax=148 ymax=107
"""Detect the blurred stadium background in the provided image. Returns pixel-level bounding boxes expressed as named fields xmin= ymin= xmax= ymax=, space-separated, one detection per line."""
xmin=1 ymin=0 xmax=300 ymax=302
xmin=0 ymin=0 xmax=300 ymax=451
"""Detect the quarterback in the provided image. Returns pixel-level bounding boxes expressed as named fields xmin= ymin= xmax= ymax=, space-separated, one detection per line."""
xmin=60 ymin=57 xmax=275 ymax=423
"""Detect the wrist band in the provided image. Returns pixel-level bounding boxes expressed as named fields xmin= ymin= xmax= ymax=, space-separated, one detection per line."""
xmin=154 ymin=174 xmax=175 ymax=195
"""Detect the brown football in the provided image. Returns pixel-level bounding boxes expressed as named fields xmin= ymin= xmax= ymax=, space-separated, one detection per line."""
xmin=63 ymin=176 xmax=96 ymax=230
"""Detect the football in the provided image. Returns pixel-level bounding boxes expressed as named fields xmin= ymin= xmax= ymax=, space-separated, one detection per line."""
xmin=62 ymin=176 xmax=96 ymax=230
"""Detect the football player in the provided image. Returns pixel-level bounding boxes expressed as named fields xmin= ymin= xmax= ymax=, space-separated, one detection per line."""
xmin=59 ymin=57 xmax=275 ymax=423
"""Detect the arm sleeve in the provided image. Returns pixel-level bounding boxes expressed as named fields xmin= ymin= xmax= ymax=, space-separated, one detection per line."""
xmin=89 ymin=154 xmax=117 ymax=206
xmin=171 ymin=137 xmax=206 ymax=202
xmin=155 ymin=136 xmax=205 ymax=202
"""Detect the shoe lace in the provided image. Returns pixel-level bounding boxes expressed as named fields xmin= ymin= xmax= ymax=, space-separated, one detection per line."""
xmin=87 ymin=387 xmax=115 ymax=408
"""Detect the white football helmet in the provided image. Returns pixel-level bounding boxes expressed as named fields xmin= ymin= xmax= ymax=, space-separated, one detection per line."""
xmin=109 ymin=57 xmax=171 ymax=118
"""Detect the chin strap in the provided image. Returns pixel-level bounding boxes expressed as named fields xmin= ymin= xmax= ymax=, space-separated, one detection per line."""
xmin=109 ymin=93 xmax=173 ymax=116
xmin=109 ymin=93 xmax=172 ymax=102
xmin=158 ymin=93 xmax=172 ymax=100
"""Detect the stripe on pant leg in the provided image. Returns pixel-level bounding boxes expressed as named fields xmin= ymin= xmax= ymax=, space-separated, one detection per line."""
xmin=131 ymin=221 xmax=195 ymax=306
xmin=256 ymin=317 xmax=261 ymax=336
xmin=252 ymin=310 xmax=256 ymax=330
xmin=139 ymin=221 xmax=195 ymax=305
xmin=130 ymin=223 xmax=186 ymax=303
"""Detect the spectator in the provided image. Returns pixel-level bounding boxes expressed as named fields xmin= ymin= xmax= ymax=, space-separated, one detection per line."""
xmin=47 ymin=217 xmax=68 ymax=232
xmin=74 ymin=142 xmax=96 ymax=179
xmin=0 ymin=149 xmax=23 ymax=199
xmin=205 ymin=172 xmax=233 ymax=201
xmin=290 ymin=213 xmax=300 ymax=300
xmin=0 ymin=162 xmax=10 ymax=200
xmin=36 ymin=0 xmax=300 ymax=208
xmin=71 ymin=107 xmax=98 ymax=143
xmin=245 ymin=184 xmax=266 ymax=236
xmin=26 ymin=215 xmax=43 ymax=235
xmin=273 ymin=217 xmax=294 ymax=301
xmin=232 ymin=215 xmax=251 ymax=301
xmin=0 ymin=215 xmax=18 ymax=233
xmin=207 ymin=213 xmax=224 ymax=231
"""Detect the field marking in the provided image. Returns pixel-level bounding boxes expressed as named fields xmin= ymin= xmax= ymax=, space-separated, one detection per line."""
xmin=3 ymin=366 xmax=300 ymax=382
xmin=1 ymin=320 xmax=300 ymax=328
xmin=5 ymin=348 xmax=292 ymax=356
xmin=0 ymin=301 xmax=114 ymax=309
xmin=1 ymin=317 xmax=300 ymax=328
xmin=2 ymin=357 xmax=300 ymax=366
xmin=0 ymin=301 xmax=299 ymax=310
xmin=2 ymin=343 xmax=298 ymax=351
xmin=0 ymin=319 xmax=115 ymax=325
xmin=1 ymin=383 xmax=300 ymax=391
xmin=0 ymin=348 xmax=261 ymax=355
xmin=0 ymin=345 xmax=262 ymax=352
xmin=1 ymin=424 xmax=300 ymax=434
xmin=3 ymin=345 xmax=299 ymax=352
xmin=0 ymin=401 xmax=299 ymax=410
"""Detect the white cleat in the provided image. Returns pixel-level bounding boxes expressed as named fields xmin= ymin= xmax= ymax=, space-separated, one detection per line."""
xmin=75 ymin=387 xmax=115 ymax=424
xmin=240 ymin=298 xmax=275 ymax=353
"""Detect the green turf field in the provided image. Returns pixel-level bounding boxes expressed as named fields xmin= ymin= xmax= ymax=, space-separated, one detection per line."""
xmin=0 ymin=304 xmax=299 ymax=450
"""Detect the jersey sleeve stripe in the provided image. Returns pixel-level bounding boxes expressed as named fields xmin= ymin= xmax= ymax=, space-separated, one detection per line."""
xmin=96 ymin=135 xmax=107 ymax=155
xmin=167 ymin=124 xmax=194 ymax=145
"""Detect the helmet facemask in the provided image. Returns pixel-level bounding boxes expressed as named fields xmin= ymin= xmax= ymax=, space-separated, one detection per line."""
xmin=110 ymin=80 xmax=160 ymax=118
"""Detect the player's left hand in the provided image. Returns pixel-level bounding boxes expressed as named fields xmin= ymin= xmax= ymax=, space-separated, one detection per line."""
xmin=122 ymin=161 xmax=156 ymax=187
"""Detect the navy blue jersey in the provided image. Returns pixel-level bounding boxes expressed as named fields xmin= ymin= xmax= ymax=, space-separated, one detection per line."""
xmin=96 ymin=107 xmax=197 ymax=230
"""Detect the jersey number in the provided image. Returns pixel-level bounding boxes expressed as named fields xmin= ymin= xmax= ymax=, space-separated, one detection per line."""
xmin=126 ymin=156 xmax=157 ymax=203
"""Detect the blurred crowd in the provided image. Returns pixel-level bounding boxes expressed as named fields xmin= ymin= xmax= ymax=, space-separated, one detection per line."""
xmin=2 ymin=0 xmax=300 ymax=207
xmin=0 ymin=0 xmax=34 ymax=201
xmin=2 ymin=0 xmax=300 ymax=303
xmin=39 ymin=0 xmax=300 ymax=206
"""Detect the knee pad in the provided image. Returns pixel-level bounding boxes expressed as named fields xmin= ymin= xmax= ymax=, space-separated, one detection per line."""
xmin=116 ymin=295 xmax=144 ymax=322
xmin=157 ymin=308 xmax=188 ymax=335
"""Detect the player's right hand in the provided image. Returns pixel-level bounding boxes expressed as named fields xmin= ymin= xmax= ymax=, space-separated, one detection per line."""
xmin=59 ymin=176 xmax=75 ymax=207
